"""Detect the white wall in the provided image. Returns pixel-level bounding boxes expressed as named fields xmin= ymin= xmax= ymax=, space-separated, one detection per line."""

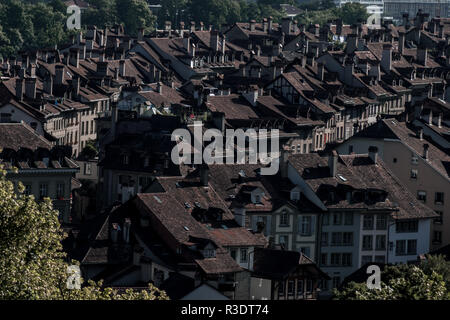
xmin=388 ymin=219 xmax=431 ymax=264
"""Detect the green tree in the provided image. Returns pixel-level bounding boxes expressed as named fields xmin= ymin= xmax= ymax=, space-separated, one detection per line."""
xmin=0 ymin=167 xmax=168 ymax=300
xmin=340 ymin=2 xmax=369 ymax=25
xmin=333 ymin=264 xmax=449 ymax=300
xmin=116 ymin=0 xmax=156 ymax=35
xmin=80 ymin=140 xmax=98 ymax=160
xmin=421 ymin=254 xmax=450 ymax=290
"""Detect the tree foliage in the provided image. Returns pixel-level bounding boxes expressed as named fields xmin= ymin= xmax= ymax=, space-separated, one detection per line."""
xmin=333 ymin=263 xmax=450 ymax=300
xmin=0 ymin=167 xmax=168 ymax=300
xmin=295 ymin=2 xmax=369 ymax=26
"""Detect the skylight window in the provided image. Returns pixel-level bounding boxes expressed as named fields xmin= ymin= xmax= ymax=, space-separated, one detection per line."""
xmin=153 ymin=195 xmax=162 ymax=203
xmin=183 ymin=226 xmax=190 ymax=231
xmin=338 ymin=174 xmax=347 ymax=182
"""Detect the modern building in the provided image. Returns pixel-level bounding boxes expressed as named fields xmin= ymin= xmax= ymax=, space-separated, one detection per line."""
xmin=384 ymin=0 xmax=450 ymax=20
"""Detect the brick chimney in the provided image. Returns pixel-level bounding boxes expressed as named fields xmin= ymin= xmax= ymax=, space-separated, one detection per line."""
xmin=381 ymin=43 xmax=392 ymax=72
xmin=43 ymin=75 xmax=53 ymax=95
xmin=263 ymin=18 xmax=268 ymax=33
xmin=15 ymin=78 xmax=23 ymax=100
xmin=368 ymin=146 xmax=378 ymax=164
xmin=399 ymin=32 xmax=405 ymax=54
xmin=250 ymin=20 xmax=256 ymax=32
xmin=423 ymin=143 xmax=429 ymax=160
xmin=119 ymin=60 xmax=126 ymax=77
xmin=417 ymin=46 xmax=428 ymax=66
xmin=210 ymin=31 xmax=219 ymax=51
xmin=69 ymin=48 xmax=80 ymax=68
xmin=55 ymin=65 xmax=64 ymax=85
xmin=328 ymin=150 xmax=338 ymax=177
xmin=25 ymin=77 xmax=37 ymax=100
xmin=268 ymin=16 xmax=273 ymax=33
xmin=317 ymin=62 xmax=325 ymax=81
xmin=190 ymin=21 xmax=196 ymax=32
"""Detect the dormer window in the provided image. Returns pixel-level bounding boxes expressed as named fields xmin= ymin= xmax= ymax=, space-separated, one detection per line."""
xmin=122 ymin=154 xmax=129 ymax=165
xmin=203 ymin=248 xmax=216 ymax=258
xmin=290 ymin=186 xmax=301 ymax=201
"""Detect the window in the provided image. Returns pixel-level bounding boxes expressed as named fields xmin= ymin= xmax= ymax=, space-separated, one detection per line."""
xmin=376 ymin=235 xmax=386 ymax=250
xmin=417 ymin=191 xmax=426 ymax=203
xmin=433 ymin=231 xmax=442 ymax=243
xmin=331 ymin=232 xmax=343 ymax=246
xmin=240 ymin=248 xmax=248 ymax=263
xmin=363 ymin=215 xmax=374 ymax=230
xmin=56 ymin=183 xmax=65 ymax=199
xmin=330 ymin=253 xmax=341 ymax=265
xmin=321 ymin=232 xmax=328 ymax=246
xmin=332 ymin=276 xmax=340 ymax=288
xmin=297 ymin=280 xmax=304 ymax=295
xmin=39 ymin=184 xmax=48 ymax=199
xmin=407 ymin=240 xmax=417 ymax=255
xmin=435 ymin=192 xmax=444 ymax=205
xmin=395 ymin=240 xmax=406 ymax=256
xmin=287 ymin=280 xmax=295 ymax=295
xmin=376 ymin=215 xmax=387 ymax=230
xmin=362 ymin=235 xmax=373 ymax=250
xmin=411 ymin=153 xmax=418 ymax=164
xmin=300 ymin=216 xmax=312 ymax=235
xmin=396 ymin=220 xmax=418 ymax=233
xmin=24 ymin=184 xmax=32 ymax=196
xmin=278 ymin=281 xmax=285 ymax=296
xmin=122 ymin=154 xmax=129 ymax=165
xmin=333 ymin=213 xmax=342 ymax=225
xmin=84 ymin=163 xmax=92 ymax=175
xmin=342 ymin=253 xmax=352 ymax=266
xmin=203 ymin=249 xmax=216 ymax=258
xmin=410 ymin=169 xmax=418 ymax=179
xmin=279 ymin=235 xmax=288 ymax=246
xmin=320 ymin=253 xmax=327 ymax=266
xmin=322 ymin=214 xmax=329 ymax=225
xmin=344 ymin=212 xmax=353 ymax=225
xmin=300 ymin=247 xmax=310 ymax=257
xmin=343 ymin=232 xmax=353 ymax=246
xmin=434 ymin=211 xmax=443 ymax=224
xmin=374 ymin=255 xmax=385 ymax=263
xmin=306 ymin=280 xmax=313 ymax=293
xmin=230 ymin=249 xmax=237 ymax=260
xmin=361 ymin=255 xmax=372 ymax=265
xmin=393 ymin=158 xmax=397 ymax=163
xmin=280 ymin=211 xmax=289 ymax=226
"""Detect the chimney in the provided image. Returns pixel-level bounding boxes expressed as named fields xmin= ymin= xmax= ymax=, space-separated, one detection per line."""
xmin=346 ymin=34 xmax=358 ymax=54
xmin=119 ymin=60 xmax=126 ymax=77
xmin=110 ymin=223 xmax=119 ymax=243
xmin=111 ymin=102 xmax=118 ymax=138
xmin=199 ymin=21 xmax=204 ymax=31
xmin=190 ymin=21 xmax=196 ymax=32
xmin=417 ymin=128 xmax=424 ymax=140
xmin=157 ymin=81 xmax=163 ymax=94
xmin=22 ymin=54 xmax=29 ymax=70
xmin=263 ymin=18 xmax=268 ymax=33
xmin=423 ymin=143 xmax=429 ymax=160
xmin=403 ymin=13 xmax=409 ymax=27
xmin=268 ymin=16 xmax=273 ymax=33
xmin=344 ymin=58 xmax=354 ymax=85
xmin=72 ymin=75 xmax=80 ymax=96
xmin=281 ymin=18 xmax=292 ymax=34
xmin=200 ymin=164 xmax=209 ymax=186
xmin=439 ymin=24 xmax=444 ymax=39
xmin=25 ymin=77 xmax=37 ymax=100
xmin=43 ymin=75 xmax=53 ymax=95
xmin=77 ymin=31 xmax=83 ymax=45
xmin=437 ymin=113 xmax=443 ymax=128
xmin=183 ymin=33 xmax=190 ymax=52
xmin=317 ymin=62 xmax=325 ymax=81
xmin=114 ymin=67 xmax=119 ymax=80
xmin=328 ymin=150 xmax=338 ymax=177
xmin=280 ymin=148 xmax=289 ymax=178
xmin=165 ymin=21 xmax=172 ymax=31
xmin=336 ymin=19 xmax=343 ymax=36
xmin=243 ymin=86 xmax=258 ymax=106
xmin=69 ymin=48 xmax=80 ymax=68
xmin=86 ymin=39 xmax=94 ymax=50
xmin=15 ymin=78 xmax=23 ymax=100
xmin=138 ymin=27 xmax=144 ymax=41
xmin=368 ymin=146 xmax=378 ymax=164
xmin=55 ymin=65 xmax=64 ymax=85
xmin=381 ymin=44 xmax=392 ymax=72
xmin=210 ymin=31 xmax=219 ymax=51
xmin=397 ymin=31 xmax=405 ymax=54
xmin=29 ymin=64 xmax=36 ymax=78
xmin=250 ymin=20 xmax=256 ymax=32
xmin=123 ymin=218 xmax=131 ymax=243
xmin=417 ymin=46 xmax=428 ymax=66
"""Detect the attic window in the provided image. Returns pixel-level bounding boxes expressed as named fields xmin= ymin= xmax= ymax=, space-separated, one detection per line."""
xmin=183 ymin=226 xmax=190 ymax=231
xmin=338 ymin=174 xmax=347 ymax=182
xmin=184 ymin=202 xmax=191 ymax=209
xmin=238 ymin=170 xmax=246 ymax=178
